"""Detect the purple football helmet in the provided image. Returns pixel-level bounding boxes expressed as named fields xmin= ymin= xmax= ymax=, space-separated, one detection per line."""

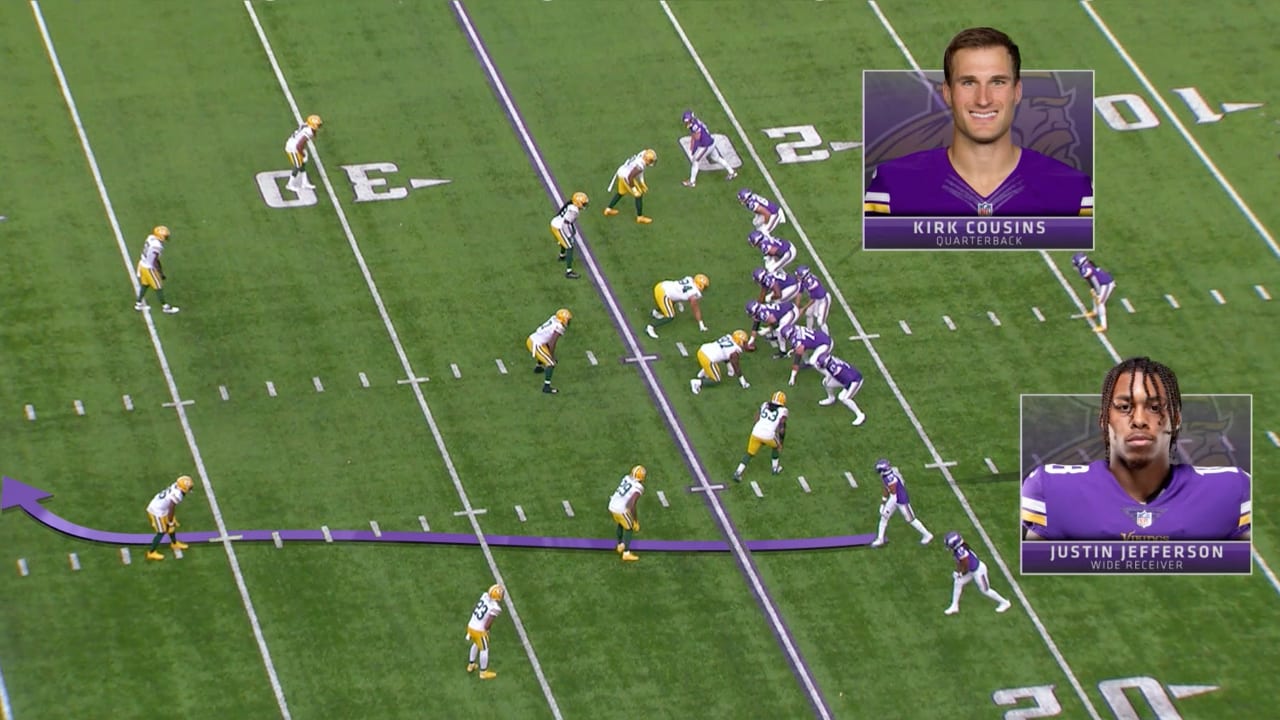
xmin=875 ymin=458 xmax=892 ymax=474
xmin=752 ymin=268 xmax=770 ymax=286
xmin=1071 ymin=252 xmax=1088 ymax=268
xmin=944 ymin=531 xmax=964 ymax=550
xmin=747 ymin=230 xmax=766 ymax=248
xmin=682 ymin=110 xmax=695 ymax=126
xmin=745 ymin=300 xmax=761 ymax=317
xmin=737 ymin=188 xmax=753 ymax=205
xmin=795 ymin=265 xmax=812 ymax=279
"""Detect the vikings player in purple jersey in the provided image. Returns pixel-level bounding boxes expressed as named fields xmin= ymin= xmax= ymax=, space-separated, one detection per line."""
xmin=1021 ymin=357 xmax=1252 ymax=541
xmin=738 ymin=189 xmax=786 ymax=237
xmin=682 ymin=110 xmax=737 ymax=187
xmin=794 ymin=266 xmax=830 ymax=334
xmin=745 ymin=300 xmax=799 ymax=357
xmin=817 ymin=356 xmax=866 ymax=425
xmin=747 ymin=231 xmax=797 ymax=274
xmin=751 ymin=268 xmax=799 ymax=305
xmin=1071 ymin=253 xmax=1116 ymax=334
xmin=783 ymin=326 xmax=832 ymax=386
xmin=871 ymin=459 xmax=934 ymax=547
xmin=943 ymin=532 xmax=1011 ymax=615
xmin=863 ymin=28 xmax=1092 ymax=217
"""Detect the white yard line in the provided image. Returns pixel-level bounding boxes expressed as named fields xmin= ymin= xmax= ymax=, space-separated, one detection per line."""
xmin=245 ymin=3 xmax=561 ymax=716
xmin=1080 ymin=0 xmax=1280 ymax=260
xmin=32 ymin=3 xmax=292 ymax=717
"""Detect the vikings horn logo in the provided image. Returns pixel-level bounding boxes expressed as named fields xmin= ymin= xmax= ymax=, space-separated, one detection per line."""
xmin=865 ymin=71 xmax=1088 ymax=178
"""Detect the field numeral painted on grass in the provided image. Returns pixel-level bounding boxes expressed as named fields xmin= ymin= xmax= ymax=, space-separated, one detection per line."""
xmin=254 ymin=162 xmax=450 ymax=209
xmin=1094 ymin=86 xmax=1263 ymax=131
xmin=994 ymin=675 xmax=1217 ymax=719
xmin=762 ymin=125 xmax=861 ymax=165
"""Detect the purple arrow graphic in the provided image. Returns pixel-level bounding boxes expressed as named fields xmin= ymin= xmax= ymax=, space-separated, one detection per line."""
xmin=2 ymin=476 xmax=875 ymax=552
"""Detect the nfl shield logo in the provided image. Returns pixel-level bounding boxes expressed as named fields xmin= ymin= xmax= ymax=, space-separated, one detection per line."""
xmin=1135 ymin=510 xmax=1153 ymax=529
xmin=977 ymin=201 xmax=994 ymax=216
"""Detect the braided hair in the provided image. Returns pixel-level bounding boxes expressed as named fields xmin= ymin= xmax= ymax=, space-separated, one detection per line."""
xmin=1098 ymin=357 xmax=1182 ymax=461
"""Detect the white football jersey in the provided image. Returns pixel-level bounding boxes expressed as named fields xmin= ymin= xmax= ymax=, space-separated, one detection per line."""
xmin=466 ymin=593 xmax=502 ymax=632
xmin=699 ymin=334 xmax=742 ymax=364
xmin=528 ymin=316 xmax=566 ymax=346
xmin=137 ymin=236 xmax=165 ymax=270
xmin=616 ymin=152 xmax=646 ymax=179
xmin=607 ymin=474 xmax=645 ymax=514
xmin=284 ymin=124 xmax=315 ymax=153
xmin=660 ymin=277 xmax=702 ymax=303
xmin=750 ymin=402 xmax=788 ymax=441
xmin=146 ymin=483 xmax=186 ymax=517
xmin=550 ymin=202 xmax=580 ymax=229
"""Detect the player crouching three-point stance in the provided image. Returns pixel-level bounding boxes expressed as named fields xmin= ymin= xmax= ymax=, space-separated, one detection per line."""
xmin=604 ymin=149 xmax=656 ymax=224
xmin=871 ymin=459 xmax=933 ymax=547
xmin=526 ymin=309 xmax=572 ymax=394
xmin=284 ymin=114 xmax=323 ymax=193
xmin=943 ymin=531 xmax=1011 ymax=615
xmin=608 ymin=465 xmax=647 ymax=562
xmin=465 ymin=584 xmax=505 ymax=680
xmin=551 ymin=192 xmax=589 ymax=279
xmin=691 ymin=330 xmax=750 ymax=395
xmin=646 ymin=274 xmax=709 ymax=338
xmin=733 ymin=391 xmax=788 ymax=482
xmin=134 ymin=226 xmax=180 ymax=314
xmin=145 ymin=475 xmax=194 ymax=561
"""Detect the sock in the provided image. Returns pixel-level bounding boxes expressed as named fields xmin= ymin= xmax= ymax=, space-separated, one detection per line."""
xmin=735 ymin=456 xmax=750 ymax=476
xmin=770 ymin=449 xmax=781 ymax=471
xmin=714 ymin=158 xmax=734 ymax=173
xmin=607 ymin=193 xmax=622 ymax=209
xmin=544 ymin=366 xmax=555 ymax=384
xmin=823 ymin=387 xmax=836 ymax=401
xmin=622 ymin=528 xmax=634 ymax=551
xmin=563 ymin=247 xmax=574 ymax=270
xmin=136 ymin=287 xmax=148 ymax=303
xmin=651 ymin=315 xmax=675 ymax=327
xmin=983 ymin=588 xmax=1008 ymax=604
xmin=469 ymin=645 xmax=479 ymax=663
xmin=616 ymin=525 xmax=624 ymax=543
xmin=688 ymin=163 xmax=700 ymax=184
xmin=149 ymin=533 xmax=163 ymax=552
xmin=156 ymin=288 xmax=168 ymax=305
xmin=1098 ymin=302 xmax=1108 ymax=327
xmin=636 ymin=197 xmax=644 ymax=216
xmin=479 ymin=649 xmax=489 ymax=671
xmin=950 ymin=579 xmax=964 ymax=608
xmin=696 ymin=370 xmax=707 ymax=379
xmin=290 ymin=168 xmax=300 ymax=181
xmin=875 ymin=515 xmax=889 ymax=541
xmin=909 ymin=519 xmax=930 ymax=538
xmin=169 ymin=531 xmax=180 ymax=544
xmin=840 ymin=396 xmax=863 ymax=415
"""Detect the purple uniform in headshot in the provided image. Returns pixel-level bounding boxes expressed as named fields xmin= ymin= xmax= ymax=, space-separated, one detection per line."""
xmin=1020 ymin=461 xmax=1251 ymax=540
xmin=864 ymin=147 xmax=1093 ymax=217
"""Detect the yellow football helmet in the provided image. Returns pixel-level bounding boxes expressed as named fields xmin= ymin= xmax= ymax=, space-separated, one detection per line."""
xmin=555 ymin=308 xmax=572 ymax=326
xmin=642 ymin=148 xmax=656 ymax=165
xmin=306 ymin=114 xmax=323 ymax=131
xmin=631 ymin=465 xmax=647 ymax=483
xmin=694 ymin=274 xmax=710 ymax=291
xmin=176 ymin=475 xmax=194 ymax=493
xmin=153 ymin=225 xmax=171 ymax=241
xmin=731 ymin=329 xmax=749 ymax=347
xmin=571 ymin=192 xmax=589 ymax=208
xmin=771 ymin=391 xmax=787 ymax=406
xmin=488 ymin=584 xmax=505 ymax=601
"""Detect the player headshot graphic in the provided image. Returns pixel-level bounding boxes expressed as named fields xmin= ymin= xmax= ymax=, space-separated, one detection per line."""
xmin=1020 ymin=357 xmax=1252 ymax=541
xmin=863 ymin=27 xmax=1093 ymax=217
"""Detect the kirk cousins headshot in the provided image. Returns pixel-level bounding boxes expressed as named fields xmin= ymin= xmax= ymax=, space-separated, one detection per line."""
xmin=1021 ymin=357 xmax=1251 ymax=542
xmin=863 ymin=27 xmax=1093 ymax=218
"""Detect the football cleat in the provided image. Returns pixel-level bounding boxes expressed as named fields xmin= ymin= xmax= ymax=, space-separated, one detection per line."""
xmin=944 ymin=606 xmax=960 ymax=616
xmin=564 ymin=270 xmax=581 ymax=280
xmin=747 ymin=230 xmax=766 ymax=248
xmin=306 ymin=114 xmax=323 ymax=131
xmin=944 ymin=531 xmax=964 ymax=550
xmin=631 ymin=465 xmax=647 ymax=482
xmin=153 ymin=226 xmax=171 ymax=241
xmin=488 ymin=584 xmax=505 ymax=602
xmin=818 ymin=397 xmax=837 ymax=406
xmin=870 ymin=538 xmax=885 ymax=548
xmin=176 ymin=475 xmax=194 ymax=493
xmin=737 ymin=188 xmax=752 ymax=205
xmin=682 ymin=110 xmax=695 ymax=127
xmin=162 ymin=304 xmax=180 ymax=314
xmin=795 ymin=265 xmax=812 ymax=279
xmin=571 ymin=192 xmax=589 ymax=208
xmin=694 ymin=273 xmax=709 ymax=291
xmin=996 ymin=600 xmax=1012 ymax=613
xmin=542 ymin=385 xmax=558 ymax=394
xmin=466 ymin=662 xmax=478 ymax=673
xmin=642 ymin=148 xmax=657 ymax=165
xmin=645 ymin=325 xmax=659 ymax=339
xmin=603 ymin=208 xmax=619 ymax=217
xmin=479 ymin=670 xmax=498 ymax=680
xmin=731 ymin=329 xmax=749 ymax=348
xmin=636 ymin=216 xmax=653 ymax=224
xmin=621 ymin=551 xmax=640 ymax=562
xmin=690 ymin=378 xmax=701 ymax=395
xmin=145 ymin=551 xmax=165 ymax=561
xmin=874 ymin=458 xmax=892 ymax=475
xmin=555 ymin=308 xmax=572 ymax=325
xmin=920 ymin=532 xmax=934 ymax=545
xmin=170 ymin=541 xmax=189 ymax=551
xmin=134 ymin=302 xmax=148 ymax=311
xmin=770 ymin=391 xmax=787 ymax=406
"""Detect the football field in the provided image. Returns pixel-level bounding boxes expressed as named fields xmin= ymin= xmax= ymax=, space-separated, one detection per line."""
xmin=2 ymin=1 xmax=1279 ymax=718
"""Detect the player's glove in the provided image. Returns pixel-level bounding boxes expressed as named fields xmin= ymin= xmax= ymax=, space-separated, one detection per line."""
xmin=739 ymin=376 xmax=750 ymax=389
xmin=698 ymin=321 xmax=708 ymax=332
xmin=787 ymin=371 xmax=797 ymax=387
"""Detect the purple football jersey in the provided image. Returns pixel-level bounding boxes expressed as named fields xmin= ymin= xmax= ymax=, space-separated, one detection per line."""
xmin=792 ymin=327 xmax=831 ymax=352
xmin=752 ymin=301 xmax=796 ymax=324
xmin=952 ymin=545 xmax=980 ymax=573
xmin=759 ymin=237 xmax=792 ymax=257
xmin=799 ymin=273 xmax=827 ymax=300
xmin=688 ymin=117 xmax=713 ymax=149
xmin=822 ymin=357 xmax=863 ymax=388
xmin=745 ymin=193 xmax=779 ymax=215
xmin=771 ymin=271 xmax=799 ymax=296
xmin=1021 ymin=461 xmax=1251 ymax=541
xmin=864 ymin=147 xmax=1092 ymax=217
xmin=1080 ymin=263 xmax=1113 ymax=288
xmin=880 ymin=467 xmax=910 ymax=504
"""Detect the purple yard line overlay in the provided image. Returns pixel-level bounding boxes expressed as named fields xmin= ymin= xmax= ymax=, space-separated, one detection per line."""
xmin=2 ymin=476 xmax=875 ymax=553
xmin=1022 ymin=541 xmax=1251 ymax=575
xmin=449 ymin=4 xmax=831 ymax=718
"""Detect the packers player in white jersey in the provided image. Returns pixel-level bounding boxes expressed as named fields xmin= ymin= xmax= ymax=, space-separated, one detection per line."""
xmin=284 ymin=114 xmax=323 ymax=193
xmin=134 ymin=226 xmax=180 ymax=314
xmin=645 ymin=274 xmax=710 ymax=339
xmin=603 ymin=148 xmax=656 ymax=224
xmin=608 ymin=465 xmax=647 ymax=562
xmin=526 ymin=309 xmax=572 ymax=394
xmin=733 ymin=391 xmax=788 ymax=482
xmin=144 ymin=475 xmax=194 ymax=561
xmin=465 ymin=584 xmax=505 ymax=680
xmin=550 ymin=192 xmax=589 ymax=279
xmin=691 ymin=329 xmax=751 ymax=395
